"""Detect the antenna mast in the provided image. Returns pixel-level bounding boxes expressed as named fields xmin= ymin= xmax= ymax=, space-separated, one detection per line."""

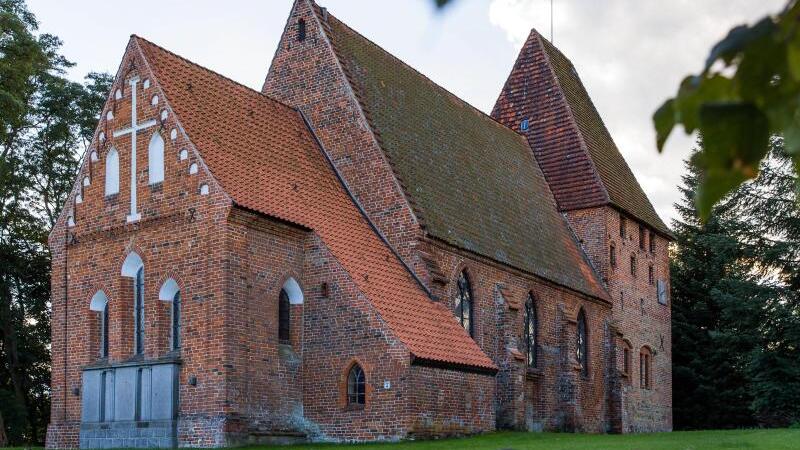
xmin=550 ymin=0 xmax=554 ymax=43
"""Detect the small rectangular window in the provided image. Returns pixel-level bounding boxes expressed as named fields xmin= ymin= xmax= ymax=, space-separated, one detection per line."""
xmin=623 ymin=346 xmax=630 ymax=375
xmin=648 ymin=265 xmax=655 ymax=285
xmin=619 ymin=215 xmax=626 ymax=238
xmin=610 ymin=244 xmax=617 ymax=268
xmin=298 ymin=18 xmax=307 ymax=42
xmin=649 ymin=231 xmax=656 ymax=253
xmin=630 ymin=255 xmax=637 ymax=277
xmin=639 ymin=224 xmax=645 ymax=249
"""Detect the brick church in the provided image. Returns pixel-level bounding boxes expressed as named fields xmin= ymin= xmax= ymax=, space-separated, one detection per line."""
xmin=46 ymin=0 xmax=672 ymax=447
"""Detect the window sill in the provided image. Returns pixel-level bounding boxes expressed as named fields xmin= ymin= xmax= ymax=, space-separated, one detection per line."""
xmin=81 ymin=354 xmax=182 ymax=370
xmin=344 ymin=404 xmax=365 ymax=412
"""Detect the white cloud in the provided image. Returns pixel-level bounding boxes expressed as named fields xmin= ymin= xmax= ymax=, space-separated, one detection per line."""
xmin=488 ymin=0 xmax=785 ymax=225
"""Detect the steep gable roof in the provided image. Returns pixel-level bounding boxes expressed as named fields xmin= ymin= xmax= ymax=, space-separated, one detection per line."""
xmin=133 ymin=36 xmax=495 ymax=372
xmin=493 ymin=30 xmax=671 ymax=238
xmin=312 ymin=7 xmax=609 ymax=302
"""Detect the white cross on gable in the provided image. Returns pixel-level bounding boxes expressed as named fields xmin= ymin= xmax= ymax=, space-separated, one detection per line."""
xmin=112 ymin=77 xmax=157 ymax=223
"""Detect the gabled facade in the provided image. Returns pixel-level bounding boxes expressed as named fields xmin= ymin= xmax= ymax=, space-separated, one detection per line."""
xmin=46 ymin=1 xmax=670 ymax=448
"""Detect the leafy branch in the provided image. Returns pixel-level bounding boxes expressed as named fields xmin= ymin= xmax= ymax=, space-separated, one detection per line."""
xmin=655 ymin=1 xmax=800 ymax=221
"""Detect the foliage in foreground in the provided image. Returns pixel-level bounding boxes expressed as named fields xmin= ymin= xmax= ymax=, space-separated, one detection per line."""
xmin=671 ymin=137 xmax=800 ymax=429
xmin=654 ymin=0 xmax=800 ymax=221
xmin=0 ymin=0 xmax=111 ymax=445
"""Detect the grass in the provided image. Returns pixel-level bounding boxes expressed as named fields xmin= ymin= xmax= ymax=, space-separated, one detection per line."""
xmin=8 ymin=429 xmax=798 ymax=450
xmin=244 ymin=429 xmax=799 ymax=450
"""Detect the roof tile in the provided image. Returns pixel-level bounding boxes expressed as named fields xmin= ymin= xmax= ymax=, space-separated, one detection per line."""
xmin=317 ymin=10 xmax=609 ymax=302
xmin=134 ymin=36 xmax=496 ymax=371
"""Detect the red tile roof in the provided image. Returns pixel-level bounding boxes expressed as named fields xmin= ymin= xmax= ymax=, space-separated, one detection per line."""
xmin=133 ymin=36 xmax=496 ymax=372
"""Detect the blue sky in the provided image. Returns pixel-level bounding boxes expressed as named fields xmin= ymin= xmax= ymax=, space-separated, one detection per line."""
xmin=26 ymin=0 xmax=785 ymax=224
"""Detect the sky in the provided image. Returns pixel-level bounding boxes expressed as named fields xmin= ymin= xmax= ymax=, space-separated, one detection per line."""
xmin=26 ymin=0 xmax=786 ymax=225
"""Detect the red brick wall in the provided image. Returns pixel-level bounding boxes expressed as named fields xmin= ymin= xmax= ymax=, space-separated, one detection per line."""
xmin=262 ymin=0 xmax=426 ymax=280
xmin=298 ymin=232 xmax=413 ymax=441
xmin=218 ymin=210 xmax=306 ymax=443
xmin=566 ymin=207 xmax=672 ymax=432
xmin=262 ymin=0 xmax=616 ymax=436
xmin=47 ymin=41 xmax=237 ymax=448
xmin=420 ymin=239 xmax=612 ymax=433
xmin=407 ymin=366 xmax=495 ymax=438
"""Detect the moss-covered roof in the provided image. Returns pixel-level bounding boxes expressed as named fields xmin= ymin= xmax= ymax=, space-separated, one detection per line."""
xmin=319 ymin=11 xmax=608 ymax=301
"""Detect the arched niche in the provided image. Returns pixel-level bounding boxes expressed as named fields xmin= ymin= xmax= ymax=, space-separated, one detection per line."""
xmin=282 ymin=277 xmax=304 ymax=305
xmin=105 ymin=147 xmax=119 ymax=196
xmin=148 ymin=133 xmax=165 ymax=184
xmin=121 ymin=252 xmax=144 ymax=277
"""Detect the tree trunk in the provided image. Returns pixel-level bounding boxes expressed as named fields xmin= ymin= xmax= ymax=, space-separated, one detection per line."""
xmin=0 ymin=277 xmax=30 ymax=439
xmin=0 ymin=409 xmax=7 ymax=447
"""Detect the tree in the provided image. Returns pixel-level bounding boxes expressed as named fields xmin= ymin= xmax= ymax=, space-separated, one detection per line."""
xmin=672 ymin=137 xmax=800 ymax=429
xmin=729 ymin=140 xmax=800 ymax=426
xmin=0 ymin=0 xmax=111 ymax=444
xmin=654 ymin=1 xmax=800 ymax=221
xmin=672 ymin=141 xmax=763 ymax=429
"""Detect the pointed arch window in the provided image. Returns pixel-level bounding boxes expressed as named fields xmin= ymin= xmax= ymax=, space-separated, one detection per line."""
xmin=347 ymin=363 xmax=365 ymax=406
xmin=159 ymin=278 xmax=181 ymax=351
xmin=105 ymin=147 xmax=119 ymax=196
xmin=134 ymin=267 xmax=145 ymax=355
xmin=524 ymin=293 xmax=538 ymax=368
xmin=278 ymin=288 xmax=290 ymax=345
xmin=148 ymin=133 xmax=165 ymax=185
xmin=90 ymin=291 xmax=110 ymax=358
xmin=576 ymin=309 xmax=589 ymax=377
xmin=455 ymin=270 xmax=474 ymax=337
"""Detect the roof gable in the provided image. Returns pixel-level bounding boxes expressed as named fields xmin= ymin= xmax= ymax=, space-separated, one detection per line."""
xmin=133 ymin=36 xmax=496 ymax=371
xmin=494 ymin=30 xmax=671 ymax=237
xmin=316 ymin=9 xmax=608 ymax=301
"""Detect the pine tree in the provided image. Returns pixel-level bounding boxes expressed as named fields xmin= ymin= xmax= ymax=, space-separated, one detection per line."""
xmin=672 ymin=137 xmax=800 ymax=429
xmin=672 ymin=145 xmax=765 ymax=429
xmin=730 ymin=140 xmax=800 ymax=427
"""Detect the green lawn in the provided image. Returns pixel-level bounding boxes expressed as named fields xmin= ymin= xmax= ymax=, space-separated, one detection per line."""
xmin=246 ymin=429 xmax=799 ymax=450
xmin=7 ymin=429 xmax=799 ymax=450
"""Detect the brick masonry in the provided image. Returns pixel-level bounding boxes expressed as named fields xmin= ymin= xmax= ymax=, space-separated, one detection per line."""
xmin=565 ymin=207 xmax=672 ymax=432
xmin=47 ymin=0 xmax=670 ymax=447
xmin=263 ymin=0 xmax=633 ymax=435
